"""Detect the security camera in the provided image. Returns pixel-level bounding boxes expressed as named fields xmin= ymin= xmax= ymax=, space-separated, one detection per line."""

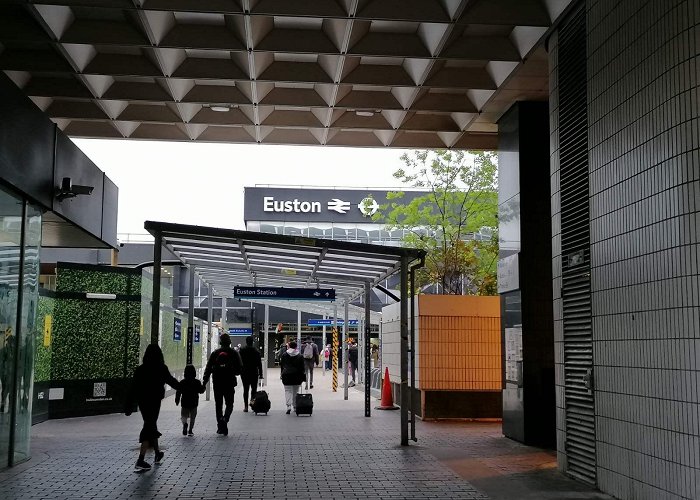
xmin=56 ymin=177 xmax=94 ymax=201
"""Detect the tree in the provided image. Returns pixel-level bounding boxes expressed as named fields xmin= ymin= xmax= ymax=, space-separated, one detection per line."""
xmin=370 ymin=149 xmax=498 ymax=295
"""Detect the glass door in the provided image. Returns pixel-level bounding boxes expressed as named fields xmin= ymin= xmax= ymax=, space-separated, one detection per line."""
xmin=0 ymin=186 xmax=23 ymax=468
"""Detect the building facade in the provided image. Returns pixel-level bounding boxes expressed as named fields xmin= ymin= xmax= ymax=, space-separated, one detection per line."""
xmin=0 ymin=73 xmax=118 ymax=468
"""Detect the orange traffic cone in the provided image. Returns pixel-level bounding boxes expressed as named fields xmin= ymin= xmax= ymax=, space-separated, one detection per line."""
xmin=376 ymin=367 xmax=399 ymax=410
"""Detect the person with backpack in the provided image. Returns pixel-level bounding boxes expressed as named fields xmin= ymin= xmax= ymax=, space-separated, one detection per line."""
xmin=279 ymin=340 xmax=305 ymax=414
xmin=300 ymin=337 xmax=319 ymax=390
xmin=125 ymin=344 xmax=180 ymax=472
xmin=203 ymin=333 xmax=242 ymax=435
xmin=238 ymin=336 xmax=263 ymax=412
xmin=175 ymin=364 xmax=205 ymax=436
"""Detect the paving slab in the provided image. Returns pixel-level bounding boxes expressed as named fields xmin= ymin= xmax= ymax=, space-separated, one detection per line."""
xmin=0 ymin=368 xmax=611 ymax=499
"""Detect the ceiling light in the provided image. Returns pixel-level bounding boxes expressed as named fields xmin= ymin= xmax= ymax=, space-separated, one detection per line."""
xmin=355 ymin=110 xmax=374 ymax=117
xmin=210 ymin=105 xmax=231 ymax=112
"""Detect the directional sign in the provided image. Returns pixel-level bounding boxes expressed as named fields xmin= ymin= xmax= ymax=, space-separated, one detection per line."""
xmin=234 ymin=286 xmax=335 ymax=301
xmin=307 ymin=319 xmax=358 ymax=326
xmin=173 ymin=318 xmax=182 ymax=341
xmin=194 ymin=325 xmax=201 ymax=343
xmin=229 ymin=327 xmax=253 ymax=334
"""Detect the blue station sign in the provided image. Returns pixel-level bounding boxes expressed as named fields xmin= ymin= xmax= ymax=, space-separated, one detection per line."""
xmin=173 ymin=317 xmax=182 ymax=341
xmin=233 ymin=286 xmax=335 ymax=301
xmin=229 ymin=327 xmax=253 ymax=334
xmin=307 ymin=319 xmax=358 ymax=326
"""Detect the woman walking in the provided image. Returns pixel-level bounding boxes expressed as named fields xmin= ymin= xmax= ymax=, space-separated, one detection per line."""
xmin=279 ymin=340 xmax=305 ymax=414
xmin=125 ymin=344 xmax=180 ymax=472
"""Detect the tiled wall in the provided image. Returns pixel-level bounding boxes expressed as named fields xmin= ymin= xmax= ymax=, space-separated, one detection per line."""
xmin=548 ymin=24 xmax=567 ymax=475
xmin=550 ymin=1 xmax=700 ymax=498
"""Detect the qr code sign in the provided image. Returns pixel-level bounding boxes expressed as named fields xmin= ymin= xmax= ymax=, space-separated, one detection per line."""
xmin=93 ymin=382 xmax=107 ymax=397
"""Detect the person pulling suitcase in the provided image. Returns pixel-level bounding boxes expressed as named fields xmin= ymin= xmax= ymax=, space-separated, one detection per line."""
xmin=279 ymin=340 xmax=305 ymax=414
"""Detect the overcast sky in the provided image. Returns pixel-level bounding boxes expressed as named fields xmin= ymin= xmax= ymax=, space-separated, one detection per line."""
xmin=73 ymin=139 xmax=410 ymax=236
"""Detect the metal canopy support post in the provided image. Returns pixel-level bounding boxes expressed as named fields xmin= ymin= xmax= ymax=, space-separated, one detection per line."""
xmin=409 ymin=264 xmax=417 ymax=442
xmin=187 ymin=265 xmax=195 ymax=365
xmin=206 ymin=288 xmax=212 ymax=401
xmin=221 ymin=297 xmax=227 ymax=335
xmin=400 ymin=256 xmax=409 ymax=446
xmin=360 ymin=315 xmax=365 ymax=384
xmin=263 ymin=304 xmax=269 ymax=386
xmin=150 ymin=232 xmax=162 ymax=345
xmin=322 ymin=315 xmax=327 ymax=375
xmin=364 ymin=281 xmax=371 ymax=417
xmin=343 ymin=298 xmax=349 ymax=401
xmin=297 ymin=309 xmax=302 ymax=346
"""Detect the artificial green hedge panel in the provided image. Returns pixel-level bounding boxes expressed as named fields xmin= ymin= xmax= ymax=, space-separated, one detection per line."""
xmin=51 ymin=266 xmax=142 ymax=381
xmin=52 ymin=299 xmax=132 ymax=380
xmin=124 ymin=300 xmax=141 ymax=377
xmin=34 ymin=295 xmax=54 ymax=383
xmin=57 ymin=267 xmax=133 ymax=295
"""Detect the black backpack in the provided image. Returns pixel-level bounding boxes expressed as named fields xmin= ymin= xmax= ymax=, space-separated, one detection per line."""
xmin=214 ymin=350 xmax=235 ymax=378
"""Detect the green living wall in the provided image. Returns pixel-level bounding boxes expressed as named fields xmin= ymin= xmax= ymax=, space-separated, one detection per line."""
xmin=33 ymin=263 xmax=144 ymax=419
xmin=52 ymin=265 xmax=141 ymax=381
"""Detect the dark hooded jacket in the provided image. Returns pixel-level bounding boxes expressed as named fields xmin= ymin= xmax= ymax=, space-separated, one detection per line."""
xmin=239 ymin=344 xmax=263 ymax=382
xmin=125 ymin=344 xmax=179 ymax=411
xmin=175 ymin=365 xmax=205 ymax=408
xmin=280 ymin=348 xmax=305 ymax=386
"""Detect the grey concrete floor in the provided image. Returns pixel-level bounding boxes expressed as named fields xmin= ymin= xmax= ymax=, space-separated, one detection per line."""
xmin=0 ymin=368 xmax=613 ymax=499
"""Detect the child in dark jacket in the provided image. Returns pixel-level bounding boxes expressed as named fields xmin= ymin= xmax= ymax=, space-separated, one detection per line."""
xmin=175 ymin=364 xmax=205 ymax=436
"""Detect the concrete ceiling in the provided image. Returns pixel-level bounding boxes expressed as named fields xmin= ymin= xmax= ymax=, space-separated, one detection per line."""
xmin=0 ymin=0 xmax=573 ymax=149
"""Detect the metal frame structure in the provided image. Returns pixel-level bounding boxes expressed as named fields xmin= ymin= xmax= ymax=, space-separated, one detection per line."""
xmin=145 ymin=220 xmax=424 ymax=445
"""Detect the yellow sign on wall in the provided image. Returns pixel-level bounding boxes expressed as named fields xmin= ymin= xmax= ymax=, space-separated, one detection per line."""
xmin=140 ymin=316 xmax=144 ymax=336
xmin=43 ymin=315 xmax=52 ymax=346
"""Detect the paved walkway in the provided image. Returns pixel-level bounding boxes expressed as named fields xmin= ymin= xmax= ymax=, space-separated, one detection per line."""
xmin=0 ymin=369 xmax=611 ymax=499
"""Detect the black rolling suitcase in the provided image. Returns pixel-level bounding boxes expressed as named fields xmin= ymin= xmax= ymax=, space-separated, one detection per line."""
xmin=295 ymin=388 xmax=313 ymax=416
xmin=251 ymin=390 xmax=271 ymax=415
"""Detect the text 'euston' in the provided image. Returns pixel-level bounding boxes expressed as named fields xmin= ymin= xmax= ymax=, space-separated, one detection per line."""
xmin=263 ymin=196 xmax=321 ymax=213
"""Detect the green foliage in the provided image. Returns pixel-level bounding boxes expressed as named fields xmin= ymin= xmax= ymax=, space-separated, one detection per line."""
xmin=56 ymin=268 xmax=133 ymax=295
xmin=53 ymin=299 xmax=131 ymax=380
xmin=34 ymin=295 xmax=54 ymax=382
xmin=373 ymin=149 xmax=498 ymax=295
xmin=51 ymin=267 xmax=141 ymax=380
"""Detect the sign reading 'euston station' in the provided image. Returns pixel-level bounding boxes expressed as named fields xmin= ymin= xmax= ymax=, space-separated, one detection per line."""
xmin=233 ymin=286 xmax=336 ymax=301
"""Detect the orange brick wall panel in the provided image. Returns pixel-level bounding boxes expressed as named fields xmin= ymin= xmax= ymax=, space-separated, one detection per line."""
xmin=417 ymin=295 xmax=501 ymax=391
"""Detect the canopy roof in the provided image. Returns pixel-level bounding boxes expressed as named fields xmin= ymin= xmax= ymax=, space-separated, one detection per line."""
xmin=0 ymin=0 xmax=572 ymax=148
xmin=145 ymin=220 xmax=424 ymax=303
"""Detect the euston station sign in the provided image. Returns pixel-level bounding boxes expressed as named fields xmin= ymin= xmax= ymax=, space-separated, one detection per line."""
xmin=234 ymin=286 xmax=335 ymax=301
xmin=244 ymin=187 xmax=427 ymax=224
